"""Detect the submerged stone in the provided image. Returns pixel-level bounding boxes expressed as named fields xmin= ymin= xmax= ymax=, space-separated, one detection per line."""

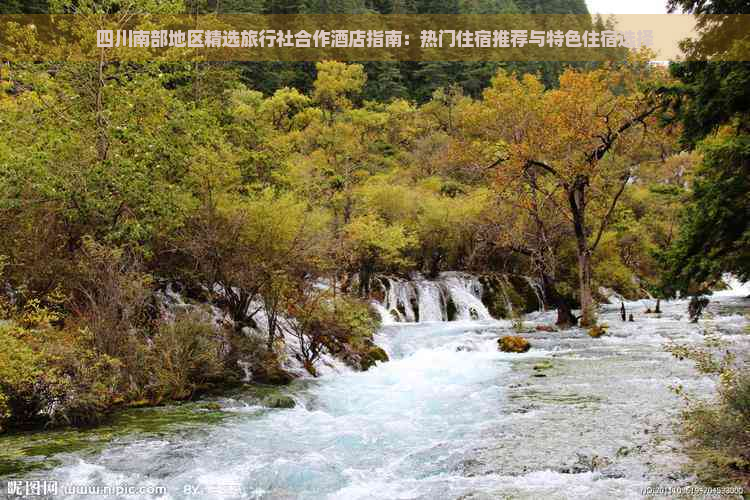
xmin=498 ymin=336 xmax=531 ymax=353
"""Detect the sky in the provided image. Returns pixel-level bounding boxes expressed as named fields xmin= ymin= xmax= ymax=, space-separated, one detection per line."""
xmin=585 ymin=0 xmax=669 ymax=14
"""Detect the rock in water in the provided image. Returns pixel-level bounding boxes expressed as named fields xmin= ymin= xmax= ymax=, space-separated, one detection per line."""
xmin=263 ymin=394 xmax=295 ymax=409
xmin=588 ymin=325 xmax=607 ymax=338
xmin=498 ymin=336 xmax=531 ymax=353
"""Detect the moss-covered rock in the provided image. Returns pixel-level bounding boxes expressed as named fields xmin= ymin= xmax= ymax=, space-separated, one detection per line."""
xmin=360 ymin=346 xmax=389 ymax=370
xmin=588 ymin=324 xmax=607 ymax=338
xmin=498 ymin=336 xmax=531 ymax=353
xmin=262 ymin=394 xmax=295 ymax=409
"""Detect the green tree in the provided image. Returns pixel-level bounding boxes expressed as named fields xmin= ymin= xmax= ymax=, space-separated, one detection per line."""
xmin=660 ymin=0 xmax=750 ymax=292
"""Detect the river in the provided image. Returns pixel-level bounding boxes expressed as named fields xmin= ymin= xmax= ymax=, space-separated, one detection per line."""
xmin=1 ymin=284 xmax=748 ymax=499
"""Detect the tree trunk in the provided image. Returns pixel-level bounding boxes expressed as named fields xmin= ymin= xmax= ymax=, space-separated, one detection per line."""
xmin=358 ymin=266 xmax=372 ymax=298
xmin=577 ymin=249 xmax=595 ymax=327
xmin=556 ymin=301 xmax=577 ymax=328
xmin=568 ymin=176 xmax=596 ymax=327
xmin=541 ymin=271 xmax=577 ymax=328
xmin=266 ymin=305 xmax=278 ymax=352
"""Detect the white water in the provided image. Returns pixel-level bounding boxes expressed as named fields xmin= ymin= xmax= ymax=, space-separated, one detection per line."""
xmin=11 ymin=283 xmax=750 ymax=499
xmin=375 ymin=272 xmax=491 ymax=324
xmin=415 ymin=280 xmax=446 ymax=322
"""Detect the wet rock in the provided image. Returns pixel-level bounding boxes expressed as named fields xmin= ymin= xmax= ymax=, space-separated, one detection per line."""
xmin=498 ymin=336 xmax=531 ymax=353
xmin=263 ymin=394 xmax=295 ymax=409
xmin=533 ymin=361 xmax=553 ymax=371
xmin=200 ymin=402 xmax=222 ymax=411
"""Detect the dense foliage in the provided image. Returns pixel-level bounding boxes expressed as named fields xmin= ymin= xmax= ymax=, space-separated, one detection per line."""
xmin=659 ymin=0 xmax=750 ymax=293
xmin=0 ymin=40 xmax=691 ymax=429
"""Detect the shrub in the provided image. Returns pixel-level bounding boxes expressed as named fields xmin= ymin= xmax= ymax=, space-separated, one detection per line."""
xmin=283 ymin=290 xmax=382 ymax=375
xmin=688 ymin=296 xmax=710 ymax=322
xmin=667 ymin=336 xmax=750 ymax=488
xmin=0 ymin=323 xmax=123 ymax=431
xmin=0 ymin=325 xmax=43 ymax=431
xmin=71 ymin=238 xmax=153 ymax=360
xmin=147 ymin=314 xmax=225 ymax=402
xmin=498 ymin=335 xmax=531 ymax=353
xmin=38 ymin=327 xmax=123 ymax=427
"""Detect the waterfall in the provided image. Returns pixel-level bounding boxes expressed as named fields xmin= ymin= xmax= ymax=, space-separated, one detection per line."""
xmin=371 ymin=301 xmax=395 ymax=325
xmin=523 ymin=276 xmax=546 ymax=311
xmin=374 ymin=272 xmax=491 ymax=323
xmin=415 ymin=280 xmax=446 ymax=322
xmin=442 ymin=273 xmax=492 ymax=321
xmin=380 ymin=278 xmax=418 ymax=322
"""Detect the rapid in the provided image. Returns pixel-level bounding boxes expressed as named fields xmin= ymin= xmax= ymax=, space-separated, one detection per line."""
xmin=2 ymin=278 xmax=749 ymax=499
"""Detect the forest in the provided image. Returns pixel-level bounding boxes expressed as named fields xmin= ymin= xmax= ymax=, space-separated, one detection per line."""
xmin=0 ymin=0 xmax=749 ymax=494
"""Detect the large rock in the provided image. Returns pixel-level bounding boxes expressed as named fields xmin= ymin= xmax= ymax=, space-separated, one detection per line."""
xmin=343 ymin=344 xmax=390 ymax=371
xmin=498 ymin=336 xmax=531 ymax=353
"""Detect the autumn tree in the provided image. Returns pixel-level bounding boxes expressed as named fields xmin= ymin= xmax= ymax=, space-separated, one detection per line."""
xmin=480 ymin=58 xmax=672 ymax=326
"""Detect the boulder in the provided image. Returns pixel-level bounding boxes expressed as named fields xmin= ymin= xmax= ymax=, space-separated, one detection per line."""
xmin=498 ymin=336 xmax=531 ymax=353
